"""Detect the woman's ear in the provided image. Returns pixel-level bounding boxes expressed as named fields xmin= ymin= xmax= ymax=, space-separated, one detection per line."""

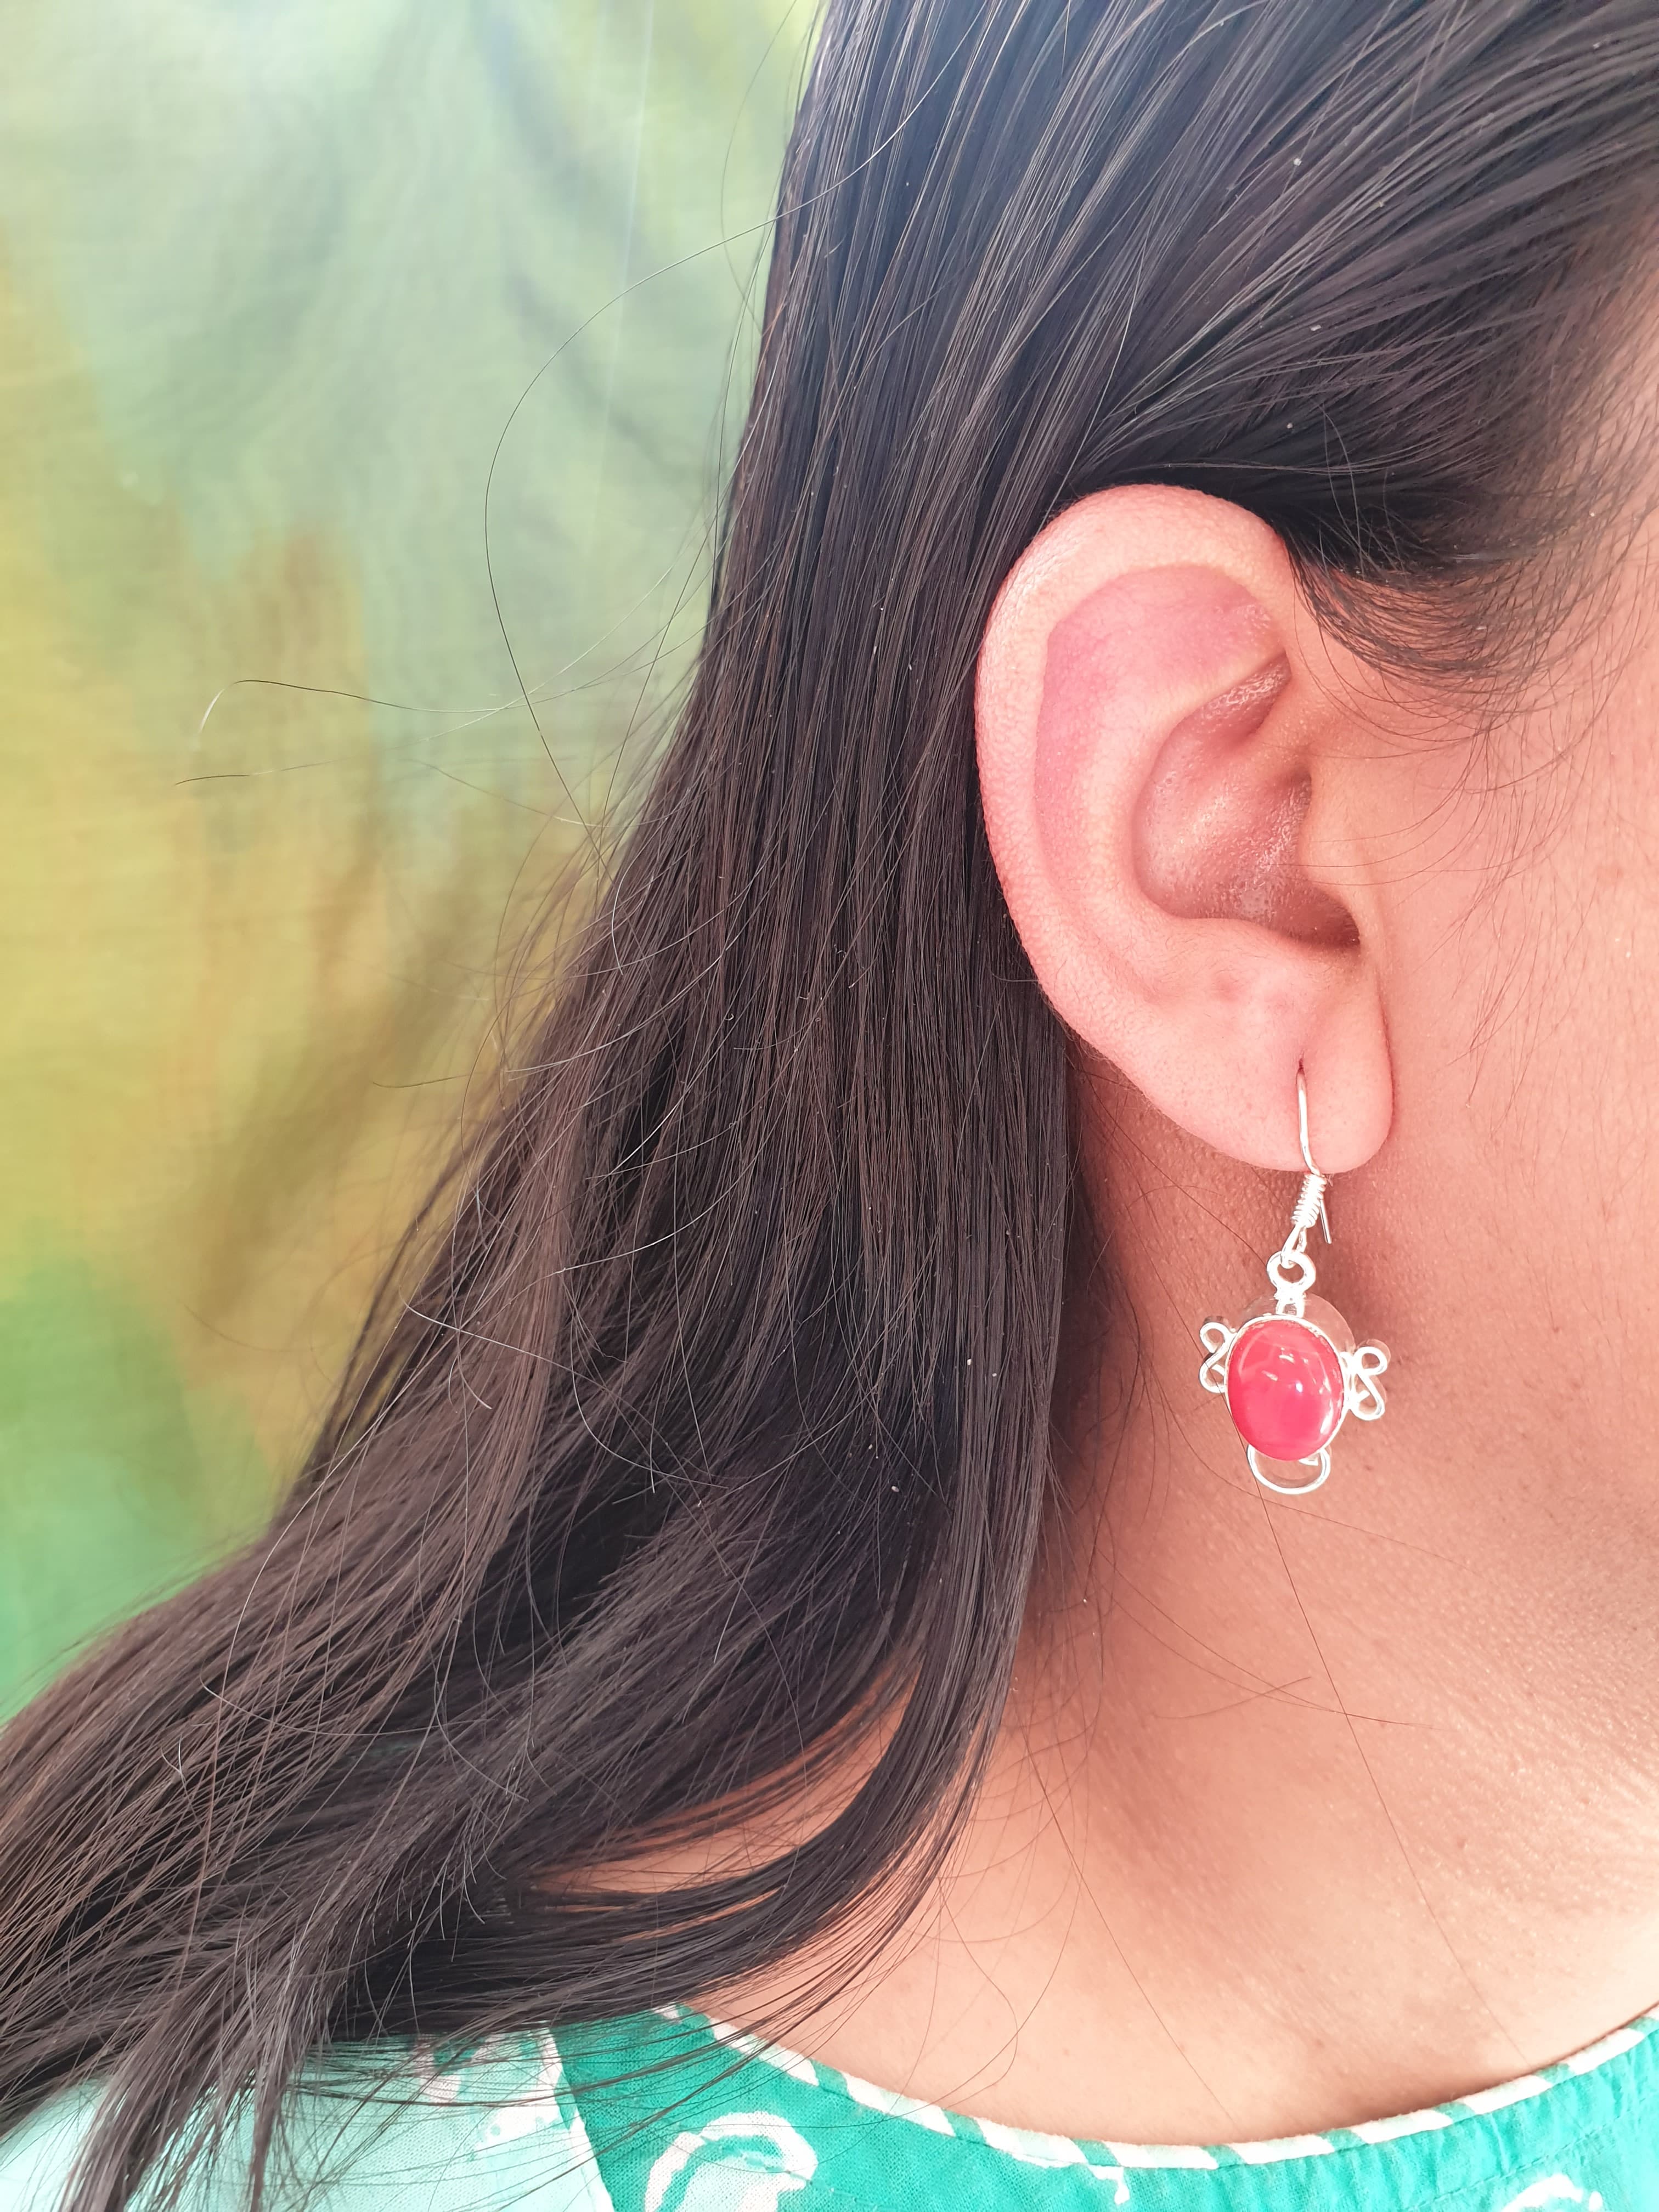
xmin=976 ymin=485 xmax=1391 ymax=1171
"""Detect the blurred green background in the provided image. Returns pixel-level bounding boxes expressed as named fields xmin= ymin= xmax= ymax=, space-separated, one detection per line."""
xmin=0 ymin=0 xmax=809 ymax=1711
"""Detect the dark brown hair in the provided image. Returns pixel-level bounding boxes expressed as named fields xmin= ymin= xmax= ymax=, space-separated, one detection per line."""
xmin=3 ymin=2 xmax=1657 ymax=2205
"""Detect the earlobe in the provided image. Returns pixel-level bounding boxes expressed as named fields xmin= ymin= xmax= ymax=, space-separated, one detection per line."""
xmin=975 ymin=486 xmax=1391 ymax=1172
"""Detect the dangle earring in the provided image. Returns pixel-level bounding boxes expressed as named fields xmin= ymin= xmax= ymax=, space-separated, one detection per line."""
xmin=1198 ymin=1067 xmax=1389 ymax=1495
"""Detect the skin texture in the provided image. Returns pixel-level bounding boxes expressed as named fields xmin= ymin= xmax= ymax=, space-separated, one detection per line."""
xmin=696 ymin=476 xmax=1659 ymax=2145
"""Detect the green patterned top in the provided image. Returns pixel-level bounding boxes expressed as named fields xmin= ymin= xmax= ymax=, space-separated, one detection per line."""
xmin=4 ymin=2002 xmax=1656 ymax=2211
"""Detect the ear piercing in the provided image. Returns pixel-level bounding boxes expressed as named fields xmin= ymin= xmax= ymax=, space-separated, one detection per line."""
xmin=1198 ymin=1068 xmax=1388 ymax=1494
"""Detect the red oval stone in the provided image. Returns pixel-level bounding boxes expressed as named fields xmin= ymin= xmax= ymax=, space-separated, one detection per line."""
xmin=1225 ymin=1318 xmax=1345 ymax=1462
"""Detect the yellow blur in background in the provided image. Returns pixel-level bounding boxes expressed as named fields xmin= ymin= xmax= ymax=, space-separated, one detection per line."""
xmin=0 ymin=0 xmax=808 ymax=1709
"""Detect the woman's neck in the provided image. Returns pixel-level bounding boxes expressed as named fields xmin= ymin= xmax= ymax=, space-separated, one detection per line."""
xmin=723 ymin=1097 xmax=1659 ymax=2145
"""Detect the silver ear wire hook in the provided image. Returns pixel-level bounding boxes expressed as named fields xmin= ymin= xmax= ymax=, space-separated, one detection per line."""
xmin=1296 ymin=1063 xmax=1330 ymax=1243
xmin=1296 ymin=1064 xmax=1318 ymax=1175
